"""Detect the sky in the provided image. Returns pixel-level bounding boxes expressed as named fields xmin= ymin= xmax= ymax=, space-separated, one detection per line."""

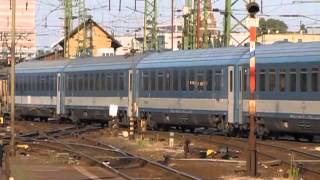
xmin=35 ymin=0 xmax=320 ymax=50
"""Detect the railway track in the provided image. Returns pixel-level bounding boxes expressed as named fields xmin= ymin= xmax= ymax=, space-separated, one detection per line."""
xmin=142 ymin=130 xmax=320 ymax=178
xmin=15 ymin=125 xmax=201 ymax=180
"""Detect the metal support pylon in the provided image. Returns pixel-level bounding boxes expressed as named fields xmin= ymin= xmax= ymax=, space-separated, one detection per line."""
xmin=64 ymin=0 xmax=72 ymax=58
xmin=224 ymin=0 xmax=252 ymax=47
xmin=76 ymin=0 xmax=92 ymax=57
xmin=143 ymin=0 xmax=159 ymax=52
xmin=182 ymin=0 xmax=196 ymax=50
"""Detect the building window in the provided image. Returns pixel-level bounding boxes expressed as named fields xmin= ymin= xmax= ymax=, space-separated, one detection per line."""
xmin=269 ymin=69 xmax=275 ymax=91
xmin=279 ymin=69 xmax=286 ymax=92
xmin=300 ymin=68 xmax=308 ymax=92
xmin=312 ymin=68 xmax=319 ymax=92
xmin=290 ymin=69 xmax=296 ymax=92
xmin=259 ymin=69 xmax=265 ymax=92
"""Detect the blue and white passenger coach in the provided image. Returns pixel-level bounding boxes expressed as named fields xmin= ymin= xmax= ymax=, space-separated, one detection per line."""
xmin=14 ymin=42 xmax=320 ymax=140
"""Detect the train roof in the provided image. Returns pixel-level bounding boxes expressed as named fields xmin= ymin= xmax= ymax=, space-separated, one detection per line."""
xmin=241 ymin=42 xmax=320 ymax=65
xmin=16 ymin=42 xmax=320 ymax=74
xmin=138 ymin=42 xmax=320 ymax=69
xmin=16 ymin=54 xmax=146 ymax=74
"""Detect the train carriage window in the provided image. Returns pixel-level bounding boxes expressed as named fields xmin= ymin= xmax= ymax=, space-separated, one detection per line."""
xmin=73 ymin=74 xmax=78 ymax=91
xmin=312 ymin=68 xmax=319 ymax=92
xmin=15 ymin=77 xmax=19 ymax=92
xmin=181 ymin=70 xmax=187 ymax=91
xmin=206 ymin=70 xmax=213 ymax=91
xmin=173 ymin=70 xmax=179 ymax=91
xmin=197 ymin=70 xmax=205 ymax=91
xmin=113 ymin=72 xmax=118 ymax=91
xmin=107 ymin=73 xmax=112 ymax=91
xmin=78 ymin=75 xmax=83 ymax=91
xmin=67 ymin=74 xmax=72 ymax=91
xmin=269 ymin=69 xmax=275 ymax=91
xmin=279 ymin=69 xmax=286 ymax=92
xmin=143 ymin=71 xmax=150 ymax=91
xmin=84 ymin=74 xmax=88 ymax=91
xmin=45 ymin=76 xmax=50 ymax=91
xmin=90 ymin=74 xmax=94 ymax=91
xmin=150 ymin=71 xmax=156 ymax=91
xmin=41 ymin=76 xmax=45 ymax=91
xmin=119 ymin=73 xmax=125 ymax=91
xmin=157 ymin=71 xmax=164 ymax=91
xmin=188 ymin=70 xmax=195 ymax=91
xmin=300 ymin=68 xmax=308 ymax=92
xmin=37 ymin=76 xmax=41 ymax=91
xmin=24 ymin=76 xmax=28 ymax=92
xmin=165 ymin=70 xmax=172 ymax=91
xmin=259 ymin=69 xmax=266 ymax=92
xmin=95 ymin=74 xmax=100 ymax=91
xmin=290 ymin=69 xmax=297 ymax=92
xmin=229 ymin=70 xmax=233 ymax=92
xmin=215 ymin=70 xmax=222 ymax=91
xmin=243 ymin=68 xmax=248 ymax=92
xmin=101 ymin=73 xmax=106 ymax=91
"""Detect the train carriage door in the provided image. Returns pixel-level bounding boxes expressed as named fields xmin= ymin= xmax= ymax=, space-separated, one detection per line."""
xmin=238 ymin=66 xmax=243 ymax=125
xmin=228 ymin=66 xmax=235 ymax=124
xmin=56 ymin=73 xmax=61 ymax=115
xmin=128 ymin=70 xmax=133 ymax=118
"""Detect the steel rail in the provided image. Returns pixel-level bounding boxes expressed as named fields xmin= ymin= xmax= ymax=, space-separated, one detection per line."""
xmin=82 ymin=137 xmax=202 ymax=180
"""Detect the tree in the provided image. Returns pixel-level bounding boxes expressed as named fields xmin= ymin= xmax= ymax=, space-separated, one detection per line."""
xmin=258 ymin=18 xmax=288 ymax=35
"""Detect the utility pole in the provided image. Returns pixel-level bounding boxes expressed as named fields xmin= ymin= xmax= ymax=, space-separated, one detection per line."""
xmin=246 ymin=1 xmax=259 ymax=177
xmin=171 ymin=0 xmax=175 ymax=51
xmin=10 ymin=0 xmax=16 ymax=157
xmin=143 ymin=0 xmax=159 ymax=52
xmin=64 ymin=0 xmax=72 ymax=58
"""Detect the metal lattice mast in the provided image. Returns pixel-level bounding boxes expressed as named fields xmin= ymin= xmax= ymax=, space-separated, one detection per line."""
xmin=76 ymin=0 xmax=92 ymax=56
xmin=143 ymin=0 xmax=158 ymax=52
xmin=202 ymin=0 xmax=209 ymax=48
xmin=224 ymin=0 xmax=253 ymax=47
xmin=224 ymin=0 xmax=231 ymax=46
xmin=64 ymin=0 xmax=72 ymax=58
xmin=182 ymin=0 xmax=196 ymax=50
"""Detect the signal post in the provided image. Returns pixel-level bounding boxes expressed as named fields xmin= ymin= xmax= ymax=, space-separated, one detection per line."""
xmin=246 ymin=1 xmax=260 ymax=177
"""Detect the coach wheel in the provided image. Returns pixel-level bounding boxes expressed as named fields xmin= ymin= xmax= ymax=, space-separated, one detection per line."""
xmin=307 ymin=135 xmax=314 ymax=142
xmin=293 ymin=134 xmax=300 ymax=141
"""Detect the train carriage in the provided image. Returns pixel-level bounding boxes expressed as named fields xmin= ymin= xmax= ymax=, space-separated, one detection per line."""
xmin=13 ymin=42 xmax=320 ymax=140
